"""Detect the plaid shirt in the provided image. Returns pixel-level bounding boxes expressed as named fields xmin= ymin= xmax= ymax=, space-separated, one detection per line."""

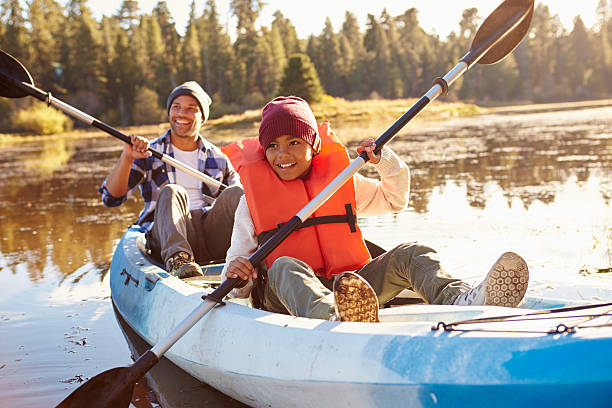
xmin=99 ymin=129 xmax=241 ymax=232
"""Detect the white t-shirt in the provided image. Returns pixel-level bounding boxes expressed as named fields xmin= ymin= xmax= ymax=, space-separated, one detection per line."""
xmin=172 ymin=147 xmax=205 ymax=211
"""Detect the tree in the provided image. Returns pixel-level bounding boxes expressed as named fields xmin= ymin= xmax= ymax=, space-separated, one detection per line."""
xmin=153 ymin=1 xmax=180 ymax=88
xmin=364 ymin=13 xmax=391 ymax=97
xmin=0 ymin=0 xmax=28 ymax=60
xmin=594 ymin=0 xmax=612 ymax=94
xmin=315 ymin=17 xmax=342 ymax=96
xmin=116 ymin=0 xmax=139 ymax=32
xmin=141 ymin=14 xmax=168 ymax=106
xmin=526 ymin=4 xmax=559 ymax=99
xmin=567 ymin=16 xmax=594 ymax=97
xmin=341 ymin=11 xmax=366 ymax=97
xmin=61 ymin=0 xmax=104 ymax=114
xmin=200 ymin=0 xmax=235 ymax=103
xmin=380 ymin=9 xmax=404 ymax=98
xmin=178 ymin=1 xmax=202 ymax=83
xmin=231 ymin=0 xmax=264 ymax=98
xmin=26 ymin=0 xmax=66 ymax=91
xmin=278 ymin=53 xmax=324 ymax=103
xmin=272 ymin=10 xmax=300 ymax=57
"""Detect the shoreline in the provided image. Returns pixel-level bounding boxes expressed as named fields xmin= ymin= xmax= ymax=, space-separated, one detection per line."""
xmin=1 ymin=97 xmax=611 ymax=145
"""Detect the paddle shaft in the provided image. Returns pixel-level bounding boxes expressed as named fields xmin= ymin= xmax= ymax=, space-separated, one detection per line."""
xmin=148 ymin=4 xmax=533 ymax=358
xmin=4 ymin=77 xmax=227 ymax=191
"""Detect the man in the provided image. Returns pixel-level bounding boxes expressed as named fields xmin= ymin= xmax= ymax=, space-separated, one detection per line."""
xmin=99 ymin=81 xmax=243 ymax=278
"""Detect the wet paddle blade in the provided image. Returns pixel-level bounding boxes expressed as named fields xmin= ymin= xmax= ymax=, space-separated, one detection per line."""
xmin=474 ymin=0 xmax=534 ymax=65
xmin=55 ymin=367 xmax=134 ymax=408
xmin=56 ymin=348 xmax=159 ymax=408
xmin=0 ymin=49 xmax=34 ymax=98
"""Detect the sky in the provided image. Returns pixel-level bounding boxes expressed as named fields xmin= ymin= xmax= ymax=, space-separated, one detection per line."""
xmin=85 ymin=0 xmax=603 ymax=38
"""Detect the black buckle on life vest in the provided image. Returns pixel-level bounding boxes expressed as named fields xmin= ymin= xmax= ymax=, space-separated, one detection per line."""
xmin=258 ymin=203 xmax=358 ymax=246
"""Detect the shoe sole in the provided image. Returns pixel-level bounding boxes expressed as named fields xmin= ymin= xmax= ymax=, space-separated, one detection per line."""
xmin=176 ymin=263 xmax=204 ymax=279
xmin=333 ymin=272 xmax=380 ymax=323
xmin=484 ymin=252 xmax=529 ymax=307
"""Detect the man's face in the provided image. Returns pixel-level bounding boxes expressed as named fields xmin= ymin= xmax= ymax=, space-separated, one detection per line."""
xmin=168 ymin=95 xmax=203 ymax=140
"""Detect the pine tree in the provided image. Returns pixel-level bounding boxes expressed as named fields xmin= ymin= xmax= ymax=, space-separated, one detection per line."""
xmin=364 ymin=13 xmax=391 ymax=98
xmin=271 ymin=10 xmax=300 ymax=57
xmin=116 ymin=0 xmax=139 ymax=32
xmin=266 ymin=25 xmax=287 ymax=93
xmin=594 ymin=0 xmax=612 ymax=94
xmin=0 ymin=0 xmax=28 ymax=60
xmin=178 ymin=1 xmax=202 ymax=83
xmin=142 ymin=14 xmax=168 ymax=106
xmin=61 ymin=0 xmax=104 ymax=113
xmin=380 ymin=9 xmax=404 ymax=98
xmin=231 ymin=0 xmax=264 ymax=97
xmin=524 ymin=4 xmax=557 ymax=99
xmin=278 ymin=53 xmax=323 ymax=103
xmin=153 ymin=1 xmax=180 ymax=89
xmin=341 ymin=11 xmax=366 ymax=97
xmin=317 ymin=17 xmax=342 ymax=96
xmin=567 ymin=16 xmax=593 ymax=97
xmin=26 ymin=0 xmax=66 ymax=91
xmin=99 ymin=16 xmax=121 ymax=122
xmin=201 ymin=0 xmax=235 ymax=103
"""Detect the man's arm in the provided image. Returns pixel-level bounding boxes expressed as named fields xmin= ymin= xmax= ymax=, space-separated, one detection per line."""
xmin=104 ymin=134 xmax=151 ymax=199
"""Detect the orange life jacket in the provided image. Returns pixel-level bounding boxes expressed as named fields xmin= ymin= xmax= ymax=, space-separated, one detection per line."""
xmin=222 ymin=121 xmax=371 ymax=278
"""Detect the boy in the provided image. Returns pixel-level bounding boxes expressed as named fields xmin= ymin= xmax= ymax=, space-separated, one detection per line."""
xmin=222 ymin=96 xmax=528 ymax=322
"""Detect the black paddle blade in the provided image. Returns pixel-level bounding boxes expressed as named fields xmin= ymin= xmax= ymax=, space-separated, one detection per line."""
xmin=55 ymin=367 xmax=134 ymax=408
xmin=0 ymin=49 xmax=34 ymax=98
xmin=55 ymin=349 xmax=159 ymax=408
xmin=474 ymin=0 xmax=534 ymax=65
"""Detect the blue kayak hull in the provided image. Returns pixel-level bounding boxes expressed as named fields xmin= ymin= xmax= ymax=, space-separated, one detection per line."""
xmin=110 ymin=226 xmax=612 ymax=408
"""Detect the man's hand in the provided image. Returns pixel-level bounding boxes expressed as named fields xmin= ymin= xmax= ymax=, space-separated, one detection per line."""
xmin=123 ymin=134 xmax=151 ymax=160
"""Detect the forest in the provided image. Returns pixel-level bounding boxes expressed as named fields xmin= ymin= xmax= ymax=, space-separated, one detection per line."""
xmin=0 ymin=0 xmax=611 ymax=131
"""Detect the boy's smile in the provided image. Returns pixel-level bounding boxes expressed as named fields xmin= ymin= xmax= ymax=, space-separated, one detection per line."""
xmin=265 ymin=135 xmax=314 ymax=181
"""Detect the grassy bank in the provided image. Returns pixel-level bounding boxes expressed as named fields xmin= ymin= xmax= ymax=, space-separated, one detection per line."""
xmin=2 ymin=97 xmax=611 ymax=146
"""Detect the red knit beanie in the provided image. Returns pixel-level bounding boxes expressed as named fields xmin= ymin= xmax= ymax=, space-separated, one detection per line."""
xmin=259 ymin=96 xmax=321 ymax=154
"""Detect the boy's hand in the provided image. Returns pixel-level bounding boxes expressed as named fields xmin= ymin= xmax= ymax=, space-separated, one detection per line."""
xmin=356 ymin=138 xmax=380 ymax=164
xmin=226 ymin=257 xmax=257 ymax=281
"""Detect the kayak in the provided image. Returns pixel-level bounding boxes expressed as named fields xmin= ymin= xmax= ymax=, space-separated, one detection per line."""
xmin=110 ymin=226 xmax=612 ymax=408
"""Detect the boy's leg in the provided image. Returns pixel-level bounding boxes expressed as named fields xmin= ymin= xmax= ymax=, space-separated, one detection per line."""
xmin=263 ymin=256 xmax=336 ymax=319
xmin=358 ymin=243 xmax=464 ymax=305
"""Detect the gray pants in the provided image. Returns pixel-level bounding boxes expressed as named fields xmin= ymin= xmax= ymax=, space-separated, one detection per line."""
xmin=263 ymin=243 xmax=465 ymax=319
xmin=147 ymin=184 xmax=243 ymax=264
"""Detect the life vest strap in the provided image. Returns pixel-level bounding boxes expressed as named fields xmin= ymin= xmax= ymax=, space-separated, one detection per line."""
xmin=257 ymin=204 xmax=357 ymax=246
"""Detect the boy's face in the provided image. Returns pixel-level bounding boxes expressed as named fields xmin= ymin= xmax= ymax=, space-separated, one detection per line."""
xmin=265 ymin=134 xmax=314 ymax=181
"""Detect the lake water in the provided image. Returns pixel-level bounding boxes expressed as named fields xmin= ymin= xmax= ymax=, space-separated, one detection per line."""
xmin=1 ymin=100 xmax=612 ymax=407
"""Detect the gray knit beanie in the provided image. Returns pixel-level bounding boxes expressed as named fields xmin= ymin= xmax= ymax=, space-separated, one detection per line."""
xmin=166 ymin=81 xmax=212 ymax=123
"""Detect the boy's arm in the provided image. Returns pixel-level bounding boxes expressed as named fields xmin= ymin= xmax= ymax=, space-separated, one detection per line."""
xmin=355 ymin=146 xmax=410 ymax=217
xmin=221 ymin=195 xmax=258 ymax=298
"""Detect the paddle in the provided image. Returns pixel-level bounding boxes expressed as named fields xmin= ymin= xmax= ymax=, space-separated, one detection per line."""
xmin=53 ymin=1 xmax=534 ymax=406
xmin=0 ymin=50 xmax=227 ymax=192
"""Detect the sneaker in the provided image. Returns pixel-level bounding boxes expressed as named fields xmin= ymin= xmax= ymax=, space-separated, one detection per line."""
xmin=333 ymin=272 xmax=380 ymax=322
xmin=453 ymin=252 xmax=529 ymax=307
xmin=165 ymin=251 xmax=203 ymax=279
